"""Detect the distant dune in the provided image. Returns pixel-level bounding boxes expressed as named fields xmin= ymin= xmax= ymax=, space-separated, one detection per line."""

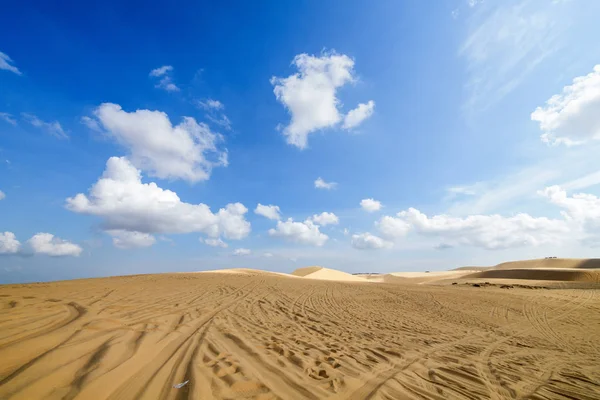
xmin=494 ymin=258 xmax=600 ymax=270
xmin=465 ymin=268 xmax=600 ymax=283
xmin=291 ymin=266 xmax=368 ymax=282
xmin=451 ymin=266 xmax=493 ymax=271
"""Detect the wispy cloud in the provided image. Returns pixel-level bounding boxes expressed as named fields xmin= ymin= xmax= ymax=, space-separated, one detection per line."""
xmin=22 ymin=113 xmax=68 ymax=139
xmin=460 ymin=0 xmax=571 ymax=114
xmin=0 ymin=112 xmax=17 ymax=126
xmin=0 ymin=51 xmax=21 ymax=75
xmin=149 ymin=65 xmax=180 ymax=92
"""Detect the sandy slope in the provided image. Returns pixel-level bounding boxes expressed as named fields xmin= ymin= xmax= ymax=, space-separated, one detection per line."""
xmin=291 ymin=266 xmax=368 ymax=282
xmin=1 ymin=270 xmax=599 ymax=400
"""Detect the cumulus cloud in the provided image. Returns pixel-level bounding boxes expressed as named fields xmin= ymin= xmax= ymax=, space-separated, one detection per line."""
xmin=377 ymin=215 xmax=411 ymax=239
xmin=88 ymin=103 xmax=227 ymax=182
xmin=233 ymin=248 xmax=251 ymax=256
xmin=254 ymin=204 xmax=281 ymax=220
xmin=269 ymin=218 xmax=328 ymax=246
xmin=0 ymin=190 xmax=5 ymax=200
xmin=0 ymin=51 xmax=21 ymax=75
xmin=66 ymin=157 xmax=251 ymax=241
xmin=531 ymin=65 xmax=600 ymax=145
xmin=351 ymin=232 xmax=392 ymax=250
xmin=380 ymin=207 xmax=569 ymax=250
xmin=308 ymin=212 xmax=339 ymax=226
xmin=342 ymin=101 xmax=375 ymax=130
xmin=360 ymin=198 xmax=382 ymax=212
xmin=201 ymin=237 xmax=228 ymax=248
xmin=263 ymin=252 xmax=274 ymax=258
xmin=149 ymin=65 xmax=179 ymax=92
xmin=271 ymin=51 xmax=374 ymax=148
xmin=0 ymin=112 xmax=16 ymax=126
xmin=22 ymin=113 xmax=68 ymax=139
xmin=107 ymin=230 xmax=156 ymax=249
xmin=314 ymin=177 xmax=337 ymax=190
xmin=26 ymin=233 xmax=83 ymax=256
xmin=540 ymin=185 xmax=600 ymax=244
xmin=0 ymin=232 xmax=20 ymax=254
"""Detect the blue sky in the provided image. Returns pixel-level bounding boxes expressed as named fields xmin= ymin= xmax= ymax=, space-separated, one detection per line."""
xmin=2 ymin=0 xmax=600 ymax=283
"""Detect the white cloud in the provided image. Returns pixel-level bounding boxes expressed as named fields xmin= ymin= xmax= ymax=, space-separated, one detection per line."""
xmin=66 ymin=157 xmax=251 ymax=241
xmin=263 ymin=252 xmax=274 ymax=258
xmin=149 ymin=65 xmax=173 ymax=77
xmin=254 ymin=204 xmax=281 ymax=220
xmin=0 ymin=190 xmax=5 ymax=200
xmin=308 ymin=212 xmax=339 ymax=226
xmin=22 ymin=113 xmax=68 ymax=139
xmin=0 ymin=51 xmax=21 ymax=75
xmin=531 ymin=65 xmax=600 ymax=145
xmin=382 ymin=207 xmax=569 ymax=250
xmin=0 ymin=232 xmax=20 ymax=254
xmin=468 ymin=0 xmax=482 ymax=7
xmin=540 ymin=185 xmax=600 ymax=244
xmin=342 ymin=100 xmax=375 ymax=130
xmin=269 ymin=218 xmax=328 ymax=246
xmin=197 ymin=99 xmax=224 ymax=110
xmin=90 ymin=103 xmax=227 ymax=182
xmin=360 ymin=198 xmax=382 ymax=212
xmin=107 ymin=230 xmax=156 ymax=249
xmin=233 ymin=248 xmax=251 ymax=256
xmin=201 ymin=237 xmax=228 ymax=248
xmin=149 ymin=66 xmax=180 ymax=92
xmin=26 ymin=233 xmax=83 ymax=257
xmin=377 ymin=215 xmax=412 ymax=239
xmin=351 ymin=233 xmax=393 ymax=250
xmin=271 ymin=51 xmax=373 ymax=148
xmin=314 ymin=177 xmax=337 ymax=190
xmin=0 ymin=112 xmax=16 ymax=126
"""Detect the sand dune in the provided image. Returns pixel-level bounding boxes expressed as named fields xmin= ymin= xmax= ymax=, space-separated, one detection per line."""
xmin=291 ymin=266 xmax=368 ymax=282
xmin=0 ymin=267 xmax=599 ymax=399
xmin=465 ymin=268 xmax=600 ymax=283
xmin=494 ymin=258 xmax=600 ymax=270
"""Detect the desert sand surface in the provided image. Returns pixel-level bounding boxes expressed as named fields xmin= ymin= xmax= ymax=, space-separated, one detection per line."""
xmin=1 ymin=263 xmax=600 ymax=400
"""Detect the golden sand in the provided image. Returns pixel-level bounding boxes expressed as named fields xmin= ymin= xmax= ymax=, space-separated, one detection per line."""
xmin=1 ymin=260 xmax=599 ymax=399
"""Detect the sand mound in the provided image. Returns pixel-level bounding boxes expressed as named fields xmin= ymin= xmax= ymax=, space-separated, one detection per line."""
xmin=292 ymin=266 xmax=368 ymax=282
xmin=465 ymin=268 xmax=600 ymax=283
xmin=494 ymin=258 xmax=600 ymax=270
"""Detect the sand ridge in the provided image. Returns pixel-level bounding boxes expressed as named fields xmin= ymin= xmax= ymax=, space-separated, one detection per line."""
xmin=0 ymin=268 xmax=599 ymax=399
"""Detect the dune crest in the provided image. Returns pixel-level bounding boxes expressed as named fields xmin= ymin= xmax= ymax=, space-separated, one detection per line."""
xmin=292 ymin=266 xmax=368 ymax=282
